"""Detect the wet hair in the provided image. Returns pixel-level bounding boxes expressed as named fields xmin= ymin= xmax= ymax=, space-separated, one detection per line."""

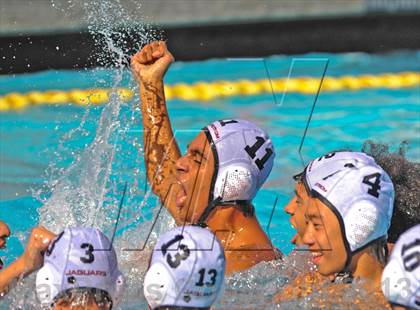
xmin=368 ymin=238 xmax=388 ymax=266
xmin=54 ymin=288 xmax=112 ymax=309
xmin=362 ymin=140 xmax=420 ymax=243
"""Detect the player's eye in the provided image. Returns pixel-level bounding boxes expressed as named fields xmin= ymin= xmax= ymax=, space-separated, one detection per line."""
xmin=313 ymin=223 xmax=323 ymax=230
xmin=191 ymin=152 xmax=204 ymax=164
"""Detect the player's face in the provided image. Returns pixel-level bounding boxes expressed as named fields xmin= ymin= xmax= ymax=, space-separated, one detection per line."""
xmin=0 ymin=221 xmax=10 ymax=249
xmin=284 ymin=182 xmax=308 ymax=246
xmin=175 ymin=131 xmax=215 ymax=223
xmin=302 ymin=198 xmax=347 ymax=276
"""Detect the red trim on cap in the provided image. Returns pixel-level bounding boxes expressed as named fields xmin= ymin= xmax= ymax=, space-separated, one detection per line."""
xmin=314 ymin=182 xmax=327 ymax=192
xmin=210 ymin=124 xmax=220 ymax=139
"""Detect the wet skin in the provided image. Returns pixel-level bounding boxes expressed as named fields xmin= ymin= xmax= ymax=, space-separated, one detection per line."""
xmin=174 ymin=131 xmax=214 ymax=223
xmin=132 ymin=41 xmax=279 ymax=273
xmin=0 ymin=226 xmax=55 ymax=295
xmin=302 ymin=196 xmax=348 ymax=276
xmin=157 ymin=129 xmax=278 ymax=274
xmin=0 ymin=221 xmax=10 ymax=249
xmin=302 ymin=192 xmax=386 ymax=288
xmin=276 ymin=191 xmax=389 ymax=306
xmin=284 ymin=182 xmax=309 ymax=246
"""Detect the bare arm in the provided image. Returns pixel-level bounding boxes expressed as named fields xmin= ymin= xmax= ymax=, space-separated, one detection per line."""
xmin=0 ymin=257 xmax=25 ymax=296
xmin=131 ymin=41 xmax=182 ymax=219
xmin=0 ymin=226 xmax=55 ymax=295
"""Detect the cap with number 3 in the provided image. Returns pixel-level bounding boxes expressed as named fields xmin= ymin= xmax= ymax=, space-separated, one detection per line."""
xmin=302 ymin=151 xmax=394 ymax=256
xmin=144 ymin=225 xmax=226 ymax=309
xmin=382 ymin=225 xmax=420 ymax=309
xmin=36 ymin=227 xmax=125 ymax=307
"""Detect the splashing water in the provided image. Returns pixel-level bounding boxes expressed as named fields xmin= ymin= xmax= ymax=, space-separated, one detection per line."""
xmin=2 ymin=0 xmax=168 ymax=308
xmin=38 ymin=0 xmax=161 ymax=233
xmin=5 ymin=1 xmax=393 ymax=309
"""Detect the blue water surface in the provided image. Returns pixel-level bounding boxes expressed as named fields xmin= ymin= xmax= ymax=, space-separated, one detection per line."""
xmin=0 ymin=50 xmax=419 ymax=264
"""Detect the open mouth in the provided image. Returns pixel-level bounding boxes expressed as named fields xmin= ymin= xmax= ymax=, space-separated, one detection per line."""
xmin=311 ymin=251 xmax=323 ymax=264
xmin=175 ymin=181 xmax=188 ymax=209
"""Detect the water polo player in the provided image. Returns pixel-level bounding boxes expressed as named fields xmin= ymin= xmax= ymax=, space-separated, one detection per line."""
xmin=381 ymin=224 xmax=420 ymax=310
xmin=284 ymin=151 xmax=385 ymax=247
xmin=144 ymin=225 xmax=225 ymax=310
xmin=0 ymin=220 xmax=10 ymax=271
xmin=277 ymin=151 xmax=394 ymax=305
xmin=131 ymin=41 xmax=280 ymax=273
xmin=299 ymin=152 xmax=394 ymax=287
xmin=362 ymin=140 xmax=420 ymax=247
xmin=0 ymin=226 xmax=54 ymax=296
xmin=36 ymin=227 xmax=125 ymax=309
xmin=284 ymin=144 xmax=419 ymax=250
xmin=0 ymin=220 xmax=10 ymax=251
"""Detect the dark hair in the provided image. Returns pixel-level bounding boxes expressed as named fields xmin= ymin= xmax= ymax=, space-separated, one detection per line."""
xmin=368 ymin=238 xmax=388 ymax=266
xmin=362 ymin=140 xmax=420 ymax=243
xmin=54 ymin=287 xmax=112 ymax=309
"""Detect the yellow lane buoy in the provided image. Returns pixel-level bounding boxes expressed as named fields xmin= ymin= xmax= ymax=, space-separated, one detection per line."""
xmin=0 ymin=72 xmax=418 ymax=112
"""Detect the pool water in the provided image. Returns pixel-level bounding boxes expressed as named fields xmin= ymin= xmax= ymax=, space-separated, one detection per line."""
xmin=0 ymin=50 xmax=419 ymax=308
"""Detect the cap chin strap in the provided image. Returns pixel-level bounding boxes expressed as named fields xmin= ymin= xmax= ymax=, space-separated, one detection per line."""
xmin=195 ymin=198 xmax=254 ymax=227
xmin=341 ymin=235 xmax=388 ymax=271
xmin=307 ymin=187 xmax=388 ymax=282
xmin=195 ymin=197 xmax=222 ymax=228
xmin=198 ymin=127 xmax=254 ymax=227
xmin=332 ymin=271 xmax=353 ymax=284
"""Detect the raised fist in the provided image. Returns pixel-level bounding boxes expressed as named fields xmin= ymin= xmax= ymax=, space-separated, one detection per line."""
xmin=21 ymin=226 xmax=55 ymax=274
xmin=131 ymin=41 xmax=174 ymax=83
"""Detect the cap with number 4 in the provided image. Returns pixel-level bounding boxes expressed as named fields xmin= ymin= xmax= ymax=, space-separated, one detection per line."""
xmin=302 ymin=151 xmax=394 ymax=257
xmin=144 ymin=225 xmax=226 ymax=309
xmin=382 ymin=225 xmax=420 ymax=309
xmin=36 ymin=227 xmax=125 ymax=307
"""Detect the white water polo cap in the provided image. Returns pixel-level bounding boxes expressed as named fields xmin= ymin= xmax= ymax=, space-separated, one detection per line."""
xmin=36 ymin=227 xmax=125 ymax=308
xmin=199 ymin=119 xmax=275 ymax=224
xmin=302 ymin=151 xmax=394 ymax=258
xmin=297 ymin=151 xmax=377 ymax=183
xmin=144 ymin=225 xmax=226 ymax=309
xmin=382 ymin=225 xmax=420 ymax=309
